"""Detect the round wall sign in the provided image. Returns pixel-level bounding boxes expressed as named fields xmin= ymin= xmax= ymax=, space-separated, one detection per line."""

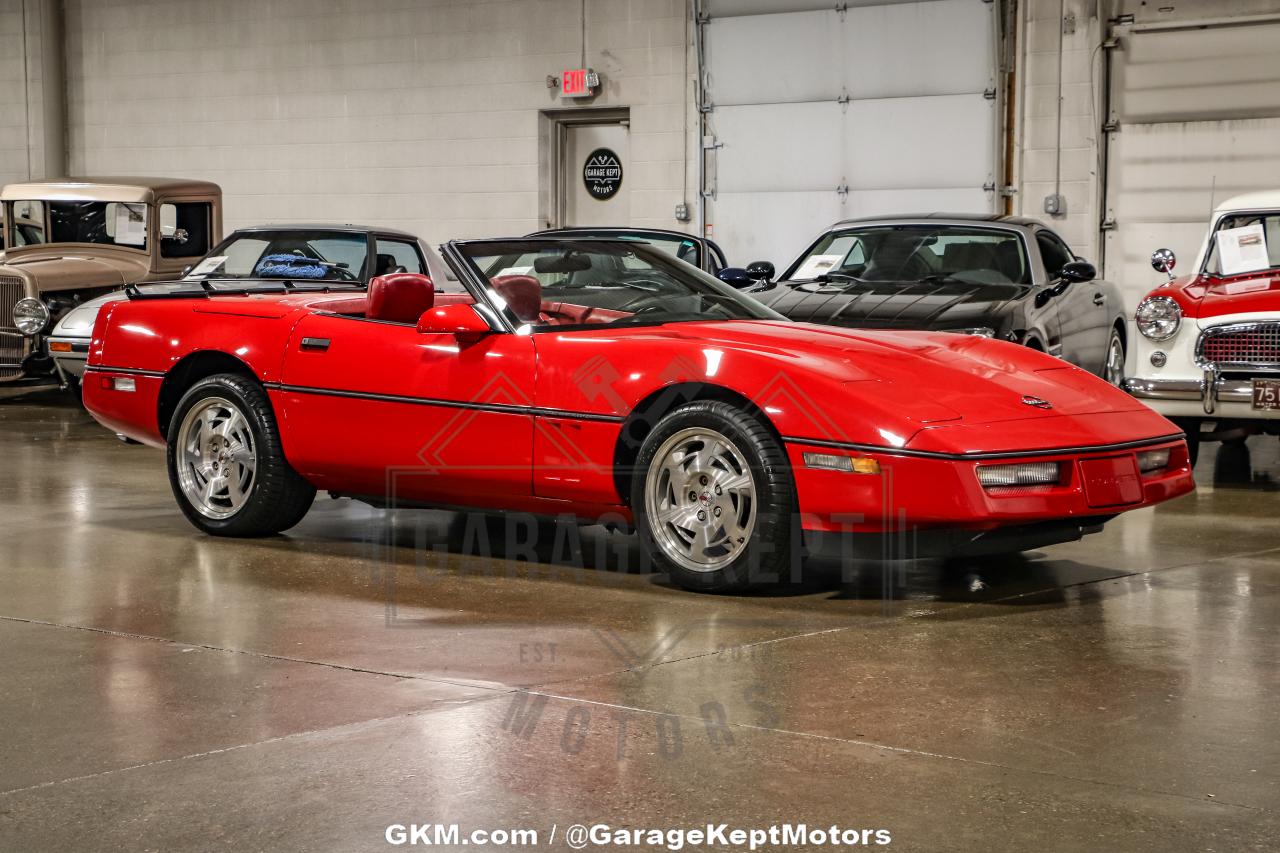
xmin=583 ymin=148 xmax=623 ymax=200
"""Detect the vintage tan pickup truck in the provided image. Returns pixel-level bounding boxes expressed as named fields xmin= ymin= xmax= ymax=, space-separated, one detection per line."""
xmin=0 ymin=177 xmax=222 ymax=395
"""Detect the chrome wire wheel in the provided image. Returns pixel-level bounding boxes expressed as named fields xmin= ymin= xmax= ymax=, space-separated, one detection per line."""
xmin=175 ymin=396 xmax=258 ymax=520
xmin=644 ymin=427 xmax=757 ymax=573
xmin=1104 ymin=333 xmax=1125 ymax=386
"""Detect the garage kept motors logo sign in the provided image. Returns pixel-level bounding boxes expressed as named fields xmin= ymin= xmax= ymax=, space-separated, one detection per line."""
xmin=583 ymin=148 xmax=623 ymax=200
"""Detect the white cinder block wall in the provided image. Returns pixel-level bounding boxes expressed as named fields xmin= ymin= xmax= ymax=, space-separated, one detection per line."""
xmin=0 ymin=1 xmax=30 ymax=189
xmin=1013 ymin=0 xmax=1105 ymax=264
xmin=62 ymin=0 xmax=697 ymax=242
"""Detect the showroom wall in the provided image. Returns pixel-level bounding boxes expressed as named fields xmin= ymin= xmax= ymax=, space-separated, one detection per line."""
xmin=1013 ymin=0 xmax=1102 ymax=264
xmin=58 ymin=0 xmax=696 ymax=241
xmin=0 ymin=0 xmax=64 ymax=188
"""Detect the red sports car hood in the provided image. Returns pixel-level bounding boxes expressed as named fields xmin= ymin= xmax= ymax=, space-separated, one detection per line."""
xmin=568 ymin=318 xmax=1152 ymax=455
xmin=648 ymin=320 xmax=1143 ymax=424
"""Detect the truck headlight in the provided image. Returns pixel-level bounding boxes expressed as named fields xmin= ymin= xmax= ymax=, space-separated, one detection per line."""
xmin=1135 ymin=296 xmax=1181 ymax=341
xmin=13 ymin=297 xmax=50 ymax=336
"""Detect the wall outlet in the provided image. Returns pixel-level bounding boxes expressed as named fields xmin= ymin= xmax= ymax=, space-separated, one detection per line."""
xmin=1044 ymin=193 xmax=1066 ymax=216
xmin=674 ymin=202 xmax=690 ymax=222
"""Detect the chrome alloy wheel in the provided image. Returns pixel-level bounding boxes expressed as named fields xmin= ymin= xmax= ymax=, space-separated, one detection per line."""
xmin=1104 ymin=334 xmax=1125 ymax=386
xmin=175 ymin=396 xmax=258 ymax=520
xmin=644 ymin=427 xmax=757 ymax=573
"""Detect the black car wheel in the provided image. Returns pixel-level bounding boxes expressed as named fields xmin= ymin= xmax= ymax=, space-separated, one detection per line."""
xmin=167 ymin=374 xmax=315 ymax=537
xmin=632 ymin=401 xmax=797 ymax=592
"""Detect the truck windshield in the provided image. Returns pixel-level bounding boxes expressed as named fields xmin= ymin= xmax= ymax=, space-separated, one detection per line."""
xmin=9 ymin=199 xmax=150 ymax=250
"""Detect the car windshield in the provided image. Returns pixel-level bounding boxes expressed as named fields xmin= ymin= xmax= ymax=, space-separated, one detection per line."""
xmin=185 ymin=230 xmax=368 ymax=282
xmin=787 ymin=225 xmax=1031 ymax=286
xmin=9 ymin=199 xmax=150 ymax=250
xmin=1203 ymin=212 xmax=1280 ymax=276
xmin=459 ymin=240 xmax=784 ymax=331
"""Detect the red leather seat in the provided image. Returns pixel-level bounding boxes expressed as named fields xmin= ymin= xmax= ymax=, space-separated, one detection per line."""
xmin=367 ymin=273 xmax=434 ymax=324
xmin=491 ymin=275 xmax=542 ymax=323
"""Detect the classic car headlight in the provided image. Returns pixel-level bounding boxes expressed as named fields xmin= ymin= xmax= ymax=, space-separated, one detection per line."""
xmin=13 ymin=297 xmax=51 ymax=336
xmin=976 ymin=462 xmax=1061 ymax=488
xmin=1135 ymin=296 xmax=1182 ymax=341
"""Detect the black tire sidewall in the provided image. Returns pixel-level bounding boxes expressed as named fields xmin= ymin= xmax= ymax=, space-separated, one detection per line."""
xmin=166 ymin=374 xmax=311 ymax=536
xmin=631 ymin=401 xmax=797 ymax=592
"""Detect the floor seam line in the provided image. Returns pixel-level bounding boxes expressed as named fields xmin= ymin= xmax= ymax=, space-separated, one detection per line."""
xmin=0 ymin=614 xmax=519 ymax=694
xmin=0 ymin=689 xmax=517 ymax=798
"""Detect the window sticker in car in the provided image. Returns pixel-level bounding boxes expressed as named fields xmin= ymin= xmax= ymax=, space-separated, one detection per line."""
xmin=1216 ymin=223 xmax=1269 ymax=276
xmin=495 ymin=265 xmax=534 ymax=277
xmin=114 ymin=203 xmax=147 ymax=246
xmin=793 ymin=253 xmax=846 ymax=280
xmin=185 ymin=256 xmax=228 ymax=278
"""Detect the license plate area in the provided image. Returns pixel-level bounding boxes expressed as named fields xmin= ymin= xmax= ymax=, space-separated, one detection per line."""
xmin=1080 ymin=455 xmax=1143 ymax=508
xmin=1252 ymin=378 xmax=1280 ymax=410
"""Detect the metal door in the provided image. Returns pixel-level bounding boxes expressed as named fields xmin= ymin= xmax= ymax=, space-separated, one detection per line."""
xmin=562 ymin=122 xmax=631 ymax=227
xmin=1102 ymin=9 xmax=1280 ymax=308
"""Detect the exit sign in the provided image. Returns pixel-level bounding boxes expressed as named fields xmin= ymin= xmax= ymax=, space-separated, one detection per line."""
xmin=561 ymin=68 xmax=597 ymax=98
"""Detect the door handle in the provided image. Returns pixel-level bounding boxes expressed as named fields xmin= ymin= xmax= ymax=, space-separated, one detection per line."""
xmin=300 ymin=337 xmax=330 ymax=352
xmin=1092 ymin=293 xmax=1105 ymax=306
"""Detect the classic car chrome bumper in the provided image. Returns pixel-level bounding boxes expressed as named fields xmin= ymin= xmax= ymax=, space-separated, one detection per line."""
xmin=1124 ymin=371 xmax=1255 ymax=414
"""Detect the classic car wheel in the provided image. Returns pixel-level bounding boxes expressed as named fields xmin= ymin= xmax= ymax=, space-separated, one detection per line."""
xmin=633 ymin=401 xmax=796 ymax=591
xmin=167 ymin=374 xmax=315 ymax=537
xmin=1103 ymin=329 xmax=1126 ymax=386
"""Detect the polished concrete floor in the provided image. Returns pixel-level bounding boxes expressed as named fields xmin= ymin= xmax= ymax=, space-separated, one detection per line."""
xmin=0 ymin=390 xmax=1277 ymax=852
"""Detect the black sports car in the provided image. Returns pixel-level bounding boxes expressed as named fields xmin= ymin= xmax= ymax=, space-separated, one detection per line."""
xmin=751 ymin=214 xmax=1128 ymax=384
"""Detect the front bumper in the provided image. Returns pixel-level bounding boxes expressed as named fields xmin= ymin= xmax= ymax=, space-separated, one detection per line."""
xmin=1125 ymin=373 xmax=1280 ymax=419
xmin=787 ymin=434 xmax=1194 ymax=541
xmin=47 ymin=335 xmax=90 ymax=377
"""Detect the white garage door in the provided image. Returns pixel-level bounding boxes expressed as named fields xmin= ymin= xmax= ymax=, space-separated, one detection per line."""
xmin=1102 ymin=12 xmax=1280 ymax=308
xmin=701 ymin=0 xmax=1000 ymax=268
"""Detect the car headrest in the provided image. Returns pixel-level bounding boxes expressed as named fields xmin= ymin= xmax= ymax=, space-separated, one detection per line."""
xmin=375 ymin=253 xmax=399 ymax=276
xmin=367 ymin=273 xmax=435 ymax=324
xmin=491 ymin=275 xmax=542 ymax=323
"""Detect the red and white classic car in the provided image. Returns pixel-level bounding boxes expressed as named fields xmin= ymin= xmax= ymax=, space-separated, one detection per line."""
xmin=82 ymin=237 xmax=1193 ymax=591
xmin=1125 ymin=192 xmax=1280 ymax=461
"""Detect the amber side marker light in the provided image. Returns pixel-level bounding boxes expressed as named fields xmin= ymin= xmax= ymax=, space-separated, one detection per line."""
xmin=48 ymin=341 xmax=72 ymax=353
xmin=803 ymin=452 xmax=880 ymax=474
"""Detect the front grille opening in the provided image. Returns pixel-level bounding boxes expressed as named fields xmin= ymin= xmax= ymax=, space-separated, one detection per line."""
xmin=1199 ymin=322 xmax=1280 ymax=370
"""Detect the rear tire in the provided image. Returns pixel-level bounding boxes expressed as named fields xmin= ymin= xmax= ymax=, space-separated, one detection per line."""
xmin=631 ymin=401 xmax=797 ymax=592
xmin=166 ymin=373 xmax=315 ymax=537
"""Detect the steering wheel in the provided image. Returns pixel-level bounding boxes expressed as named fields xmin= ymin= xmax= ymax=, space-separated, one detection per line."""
xmin=611 ymin=292 xmax=669 ymax=315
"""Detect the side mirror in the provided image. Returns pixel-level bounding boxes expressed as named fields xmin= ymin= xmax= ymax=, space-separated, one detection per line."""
xmin=745 ymin=260 xmax=775 ymax=281
xmin=1060 ymin=260 xmax=1096 ymax=283
xmin=717 ymin=267 xmax=755 ymax=289
xmin=416 ymin=303 xmax=491 ymax=340
xmin=1151 ymin=248 xmax=1176 ymax=279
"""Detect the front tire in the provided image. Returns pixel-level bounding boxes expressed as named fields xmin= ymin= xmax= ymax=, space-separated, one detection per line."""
xmin=167 ymin=373 xmax=315 ymax=536
xmin=1103 ymin=328 xmax=1126 ymax=386
xmin=631 ymin=401 xmax=797 ymax=592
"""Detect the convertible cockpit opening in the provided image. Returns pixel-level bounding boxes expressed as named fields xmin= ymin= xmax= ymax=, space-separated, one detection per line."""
xmin=459 ymin=239 xmax=786 ymax=331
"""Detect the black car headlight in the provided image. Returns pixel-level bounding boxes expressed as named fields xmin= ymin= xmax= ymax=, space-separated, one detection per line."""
xmin=13 ymin=298 xmax=50 ymax=336
xmin=1135 ymin=296 xmax=1181 ymax=342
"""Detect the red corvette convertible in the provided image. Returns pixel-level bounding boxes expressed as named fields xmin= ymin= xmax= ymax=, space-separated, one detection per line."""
xmin=83 ymin=238 xmax=1194 ymax=591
